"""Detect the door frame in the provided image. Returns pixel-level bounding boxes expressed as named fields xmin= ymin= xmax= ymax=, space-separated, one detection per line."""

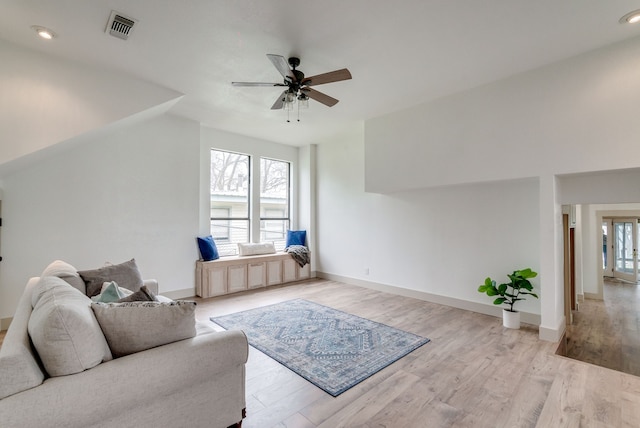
xmin=610 ymin=217 xmax=638 ymax=283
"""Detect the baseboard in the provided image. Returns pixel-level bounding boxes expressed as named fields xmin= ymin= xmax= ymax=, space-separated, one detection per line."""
xmin=584 ymin=292 xmax=602 ymax=300
xmin=539 ymin=315 xmax=566 ymax=342
xmin=1 ymin=317 xmax=12 ymax=331
xmin=161 ymin=287 xmax=197 ymax=300
xmin=316 ymin=271 xmax=542 ymax=327
xmin=577 ymin=293 xmax=584 ymax=302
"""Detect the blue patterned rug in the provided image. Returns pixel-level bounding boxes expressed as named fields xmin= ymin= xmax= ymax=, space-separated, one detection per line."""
xmin=210 ymin=299 xmax=430 ymax=396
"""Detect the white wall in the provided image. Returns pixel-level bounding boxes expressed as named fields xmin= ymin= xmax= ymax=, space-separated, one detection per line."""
xmin=298 ymin=144 xmax=317 ymax=273
xmin=365 ymin=35 xmax=640 ymax=193
xmin=316 ymin=130 xmax=541 ymax=316
xmin=0 ymin=114 xmax=201 ymax=320
xmin=358 ymin=35 xmax=640 ymax=340
xmin=0 ymin=39 xmax=182 ymax=166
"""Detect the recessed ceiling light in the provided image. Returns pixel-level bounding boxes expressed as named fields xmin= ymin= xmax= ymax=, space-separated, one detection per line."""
xmin=619 ymin=10 xmax=640 ymax=24
xmin=31 ymin=25 xmax=56 ymax=40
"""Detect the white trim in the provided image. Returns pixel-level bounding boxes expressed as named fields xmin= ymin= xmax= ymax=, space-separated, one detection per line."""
xmin=161 ymin=288 xmax=197 ymax=300
xmin=317 ymin=272 xmax=542 ymax=327
xmin=584 ymin=292 xmax=602 ymax=300
xmin=1 ymin=317 xmax=12 ymax=331
xmin=539 ymin=315 xmax=566 ymax=342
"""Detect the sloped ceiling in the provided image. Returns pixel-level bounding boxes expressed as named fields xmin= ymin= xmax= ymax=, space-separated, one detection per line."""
xmin=1 ymin=0 xmax=640 ymax=157
xmin=0 ymin=39 xmax=183 ymax=167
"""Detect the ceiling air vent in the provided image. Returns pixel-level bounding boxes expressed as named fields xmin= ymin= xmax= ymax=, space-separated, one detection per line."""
xmin=106 ymin=11 xmax=136 ymax=40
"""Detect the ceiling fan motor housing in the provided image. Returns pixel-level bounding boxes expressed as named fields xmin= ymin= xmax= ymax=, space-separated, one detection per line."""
xmin=288 ymin=57 xmax=301 ymax=69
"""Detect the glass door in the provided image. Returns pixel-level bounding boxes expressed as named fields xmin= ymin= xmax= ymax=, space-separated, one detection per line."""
xmin=613 ymin=219 xmax=638 ymax=283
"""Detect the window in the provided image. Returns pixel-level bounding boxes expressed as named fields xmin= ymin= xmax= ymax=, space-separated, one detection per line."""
xmin=210 ymin=150 xmax=249 ymax=256
xmin=210 ymin=150 xmax=292 ymax=256
xmin=260 ymin=158 xmax=290 ymax=251
xmin=211 ymin=208 xmax=231 ymax=240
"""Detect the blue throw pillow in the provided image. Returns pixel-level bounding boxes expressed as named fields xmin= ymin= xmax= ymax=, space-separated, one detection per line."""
xmin=197 ymin=235 xmax=220 ymax=261
xmin=285 ymin=230 xmax=307 ymax=248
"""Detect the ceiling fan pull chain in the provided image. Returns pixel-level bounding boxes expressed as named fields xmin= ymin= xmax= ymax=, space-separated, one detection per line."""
xmin=297 ymin=102 xmax=301 ymax=122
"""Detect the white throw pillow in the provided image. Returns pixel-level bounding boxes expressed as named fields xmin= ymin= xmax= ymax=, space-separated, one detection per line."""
xmin=237 ymin=242 xmax=276 ymax=256
xmin=41 ymin=260 xmax=79 ymax=278
xmin=28 ymin=277 xmax=112 ymax=377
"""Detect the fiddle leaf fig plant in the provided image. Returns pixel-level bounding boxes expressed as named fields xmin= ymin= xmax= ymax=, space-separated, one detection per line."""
xmin=478 ymin=268 xmax=538 ymax=312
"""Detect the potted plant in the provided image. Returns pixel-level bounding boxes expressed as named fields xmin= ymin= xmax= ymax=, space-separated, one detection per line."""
xmin=477 ymin=268 xmax=538 ymax=329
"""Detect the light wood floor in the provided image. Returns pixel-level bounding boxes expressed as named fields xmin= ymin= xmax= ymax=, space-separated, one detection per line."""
xmin=193 ymin=278 xmax=640 ymax=428
xmin=565 ymin=278 xmax=640 ymax=377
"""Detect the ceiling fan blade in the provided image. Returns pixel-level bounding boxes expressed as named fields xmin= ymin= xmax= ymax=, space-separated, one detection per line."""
xmin=302 ymin=68 xmax=352 ymax=86
xmin=232 ymin=82 xmax=286 ymax=87
xmin=271 ymin=90 xmax=288 ymax=110
xmin=301 ymin=88 xmax=339 ymax=107
xmin=267 ymin=54 xmax=295 ymax=81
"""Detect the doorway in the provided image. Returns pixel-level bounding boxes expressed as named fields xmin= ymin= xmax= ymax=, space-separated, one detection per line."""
xmin=603 ymin=218 xmax=639 ymax=283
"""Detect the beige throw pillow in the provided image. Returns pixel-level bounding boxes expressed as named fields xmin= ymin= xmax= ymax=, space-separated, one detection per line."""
xmin=237 ymin=242 xmax=276 ymax=256
xmin=40 ymin=259 xmax=86 ymax=294
xmin=28 ymin=277 xmax=113 ymax=377
xmin=91 ymin=301 xmax=197 ymax=358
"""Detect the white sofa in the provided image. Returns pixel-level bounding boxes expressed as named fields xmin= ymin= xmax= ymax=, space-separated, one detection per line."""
xmin=0 ymin=270 xmax=249 ymax=428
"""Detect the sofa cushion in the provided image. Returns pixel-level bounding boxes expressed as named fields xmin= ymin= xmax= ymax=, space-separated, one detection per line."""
xmin=0 ymin=278 xmax=45 ymax=399
xmin=92 ymin=301 xmax=197 ymax=358
xmin=41 ymin=259 xmax=86 ymax=294
xmin=237 ymin=242 xmax=276 ymax=256
xmin=28 ymin=277 xmax=113 ymax=377
xmin=79 ymin=259 xmax=143 ymax=297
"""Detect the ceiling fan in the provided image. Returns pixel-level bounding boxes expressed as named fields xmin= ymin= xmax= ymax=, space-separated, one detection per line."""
xmin=232 ymin=54 xmax=352 ymax=111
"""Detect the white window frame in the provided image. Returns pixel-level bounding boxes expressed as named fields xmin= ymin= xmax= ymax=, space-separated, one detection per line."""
xmin=209 ymin=149 xmax=295 ymax=256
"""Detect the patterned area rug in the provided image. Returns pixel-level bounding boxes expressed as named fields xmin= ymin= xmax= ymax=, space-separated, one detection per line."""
xmin=210 ymin=299 xmax=430 ymax=396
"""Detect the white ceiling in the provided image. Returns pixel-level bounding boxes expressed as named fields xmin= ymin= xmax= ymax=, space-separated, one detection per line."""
xmin=2 ymin=0 xmax=640 ymax=146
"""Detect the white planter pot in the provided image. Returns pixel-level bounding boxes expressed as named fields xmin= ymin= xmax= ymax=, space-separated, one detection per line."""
xmin=502 ymin=309 xmax=520 ymax=329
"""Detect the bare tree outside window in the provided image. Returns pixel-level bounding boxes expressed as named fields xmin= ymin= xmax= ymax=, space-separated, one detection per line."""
xmin=209 ymin=151 xmax=292 ymax=255
xmin=211 ymin=151 xmax=249 ymax=193
xmin=260 ymin=158 xmax=290 ymax=250
xmin=210 ymin=150 xmax=250 ymax=256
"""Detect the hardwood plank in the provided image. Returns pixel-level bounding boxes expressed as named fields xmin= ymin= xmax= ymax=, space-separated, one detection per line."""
xmin=315 ymin=370 xmax=422 ymax=428
xmin=7 ymin=277 xmax=640 ymax=426
xmin=188 ymin=278 xmax=640 ymax=427
xmin=565 ymin=279 xmax=640 ymax=376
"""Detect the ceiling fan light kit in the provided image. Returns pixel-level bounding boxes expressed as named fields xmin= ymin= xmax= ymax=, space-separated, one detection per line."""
xmin=232 ymin=54 xmax=352 ymax=122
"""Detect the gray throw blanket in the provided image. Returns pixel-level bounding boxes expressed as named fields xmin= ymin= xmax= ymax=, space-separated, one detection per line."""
xmin=285 ymin=245 xmax=310 ymax=267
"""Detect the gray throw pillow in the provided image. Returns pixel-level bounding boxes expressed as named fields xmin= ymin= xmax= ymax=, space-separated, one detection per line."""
xmin=91 ymin=301 xmax=197 ymax=358
xmin=79 ymin=259 xmax=143 ymax=297
xmin=115 ymin=285 xmax=158 ymax=303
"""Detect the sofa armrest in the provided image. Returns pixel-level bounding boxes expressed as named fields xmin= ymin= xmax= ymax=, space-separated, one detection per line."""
xmin=0 ymin=330 xmax=249 ymax=427
xmin=142 ymin=279 xmax=158 ymax=295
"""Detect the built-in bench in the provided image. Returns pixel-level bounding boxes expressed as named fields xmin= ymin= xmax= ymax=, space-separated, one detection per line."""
xmin=195 ymin=252 xmax=311 ymax=298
